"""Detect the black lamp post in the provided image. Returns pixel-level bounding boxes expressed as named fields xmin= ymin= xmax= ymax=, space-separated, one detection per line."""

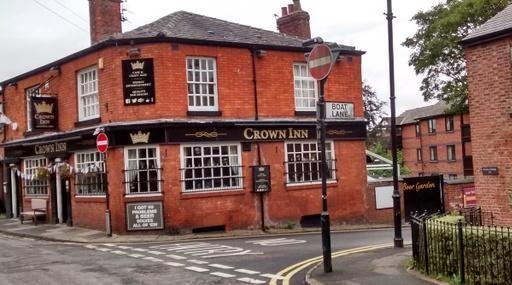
xmin=385 ymin=0 xmax=404 ymax=248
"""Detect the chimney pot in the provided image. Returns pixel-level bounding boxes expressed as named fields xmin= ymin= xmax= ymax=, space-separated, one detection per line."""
xmin=288 ymin=4 xmax=295 ymax=14
xmin=293 ymin=0 xmax=302 ymax=11
xmin=281 ymin=7 xmax=288 ymax=16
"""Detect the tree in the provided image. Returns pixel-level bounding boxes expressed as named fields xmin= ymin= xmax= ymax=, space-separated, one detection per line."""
xmin=403 ymin=0 xmax=509 ymax=113
xmin=363 ymin=82 xmax=387 ymax=130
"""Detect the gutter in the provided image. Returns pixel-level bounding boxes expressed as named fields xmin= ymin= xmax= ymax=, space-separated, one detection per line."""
xmin=460 ymin=27 xmax=512 ymax=47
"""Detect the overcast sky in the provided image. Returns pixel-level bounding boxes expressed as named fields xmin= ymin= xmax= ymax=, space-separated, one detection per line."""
xmin=0 ymin=0 xmax=444 ymax=114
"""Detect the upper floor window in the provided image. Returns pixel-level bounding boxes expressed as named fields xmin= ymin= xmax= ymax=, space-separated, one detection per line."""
xmin=293 ymin=63 xmax=317 ymax=112
xmin=416 ymin=148 xmax=422 ymax=161
xmin=445 ymin=116 xmax=454 ymax=132
xmin=186 ymin=57 xmax=218 ymax=111
xmin=23 ymin=157 xmax=48 ymax=196
xmin=415 ymin=124 xmax=420 ymax=137
xmin=429 ymin=146 xmax=438 ymax=161
xmin=124 ymin=146 xmax=162 ymax=194
xmin=285 ymin=141 xmax=336 ymax=184
xmin=77 ymin=67 xmax=99 ymax=121
xmin=25 ymin=85 xmax=40 ymax=132
xmin=75 ymin=151 xmax=105 ymax=196
xmin=428 ymin=119 xmax=436 ymax=134
xmin=447 ymin=145 xmax=456 ymax=161
xmin=181 ymin=144 xmax=243 ymax=193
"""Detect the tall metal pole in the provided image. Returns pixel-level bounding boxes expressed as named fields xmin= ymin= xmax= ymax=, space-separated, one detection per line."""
xmin=104 ymin=151 xmax=112 ymax=237
xmin=386 ymin=0 xmax=403 ymax=248
xmin=318 ymin=78 xmax=332 ymax=272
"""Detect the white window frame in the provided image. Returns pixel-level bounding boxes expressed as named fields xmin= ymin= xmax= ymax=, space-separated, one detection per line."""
xmin=429 ymin=146 xmax=438 ymax=161
xmin=77 ymin=66 xmax=99 ymax=121
xmin=293 ymin=63 xmax=318 ymax=112
xmin=285 ymin=140 xmax=336 ymax=185
xmin=445 ymin=116 xmax=454 ymax=132
xmin=180 ymin=143 xmax=243 ymax=193
xmin=25 ymin=85 xmax=41 ymax=132
xmin=416 ymin=148 xmax=422 ymax=161
xmin=74 ymin=150 xmax=105 ymax=196
xmin=23 ymin=156 xmax=49 ymax=196
xmin=124 ymin=145 xmax=161 ymax=194
xmin=186 ymin=57 xmax=218 ymax=111
xmin=447 ymin=145 xmax=456 ymax=161
xmin=428 ymin=118 xmax=436 ymax=133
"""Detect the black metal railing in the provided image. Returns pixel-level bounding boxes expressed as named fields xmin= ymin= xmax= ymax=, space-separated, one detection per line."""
xmin=123 ymin=168 xmax=163 ymax=194
xmin=459 ymin=207 xmax=495 ymax=226
xmin=411 ymin=213 xmax=512 ymax=284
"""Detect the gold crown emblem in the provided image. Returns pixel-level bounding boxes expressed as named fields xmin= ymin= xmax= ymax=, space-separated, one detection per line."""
xmin=34 ymin=101 xmax=54 ymax=113
xmin=130 ymin=61 xmax=145 ymax=70
xmin=130 ymin=131 xmax=150 ymax=144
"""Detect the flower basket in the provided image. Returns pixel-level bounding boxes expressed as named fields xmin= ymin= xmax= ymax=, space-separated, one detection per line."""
xmin=58 ymin=164 xmax=72 ymax=179
xmin=35 ymin=167 xmax=50 ymax=181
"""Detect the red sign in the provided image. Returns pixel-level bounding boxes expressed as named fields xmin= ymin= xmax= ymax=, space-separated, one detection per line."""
xmin=96 ymin=133 xmax=109 ymax=153
xmin=307 ymin=44 xmax=334 ymax=80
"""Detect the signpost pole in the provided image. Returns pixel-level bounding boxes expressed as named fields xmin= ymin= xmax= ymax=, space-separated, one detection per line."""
xmin=104 ymin=151 xmax=112 ymax=237
xmin=318 ymin=78 xmax=332 ymax=273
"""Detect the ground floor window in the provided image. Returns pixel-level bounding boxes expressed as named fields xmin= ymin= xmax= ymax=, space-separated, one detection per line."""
xmin=75 ymin=151 xmax=105 ymax=196
xmin=124 ymin=146 xmax=161 ymax=194
xmin=181 ymin=143 xmax=243 ymax=193
xmin=285 ymin=141 xmax=336 ymax=184
xmin=23 ymin=157 xmax=49 ymax=196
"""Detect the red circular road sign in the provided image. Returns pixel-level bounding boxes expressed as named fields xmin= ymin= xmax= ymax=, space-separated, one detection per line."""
xmin=96 ymin=132 xmax=109 ymax=153
xmin=307 ymin=44 xmax=334 ymax=81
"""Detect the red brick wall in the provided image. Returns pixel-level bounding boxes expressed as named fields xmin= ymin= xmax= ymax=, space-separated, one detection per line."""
xmin=89 ymin=0 xmax=122 ymax=45
xmin=465 ymin=37 xmax=512 ymax=226
xmin=401 ymin=114 xmax=469 ymax=178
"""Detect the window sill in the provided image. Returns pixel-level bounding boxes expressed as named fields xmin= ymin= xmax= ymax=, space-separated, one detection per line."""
xmin=124 ymin=193 xmax=163 ymax=198
xmin=187 ymin=111 xmax=222 ymax=116
xmin=295 ymin=111 xmax=316 ymax=117
xmin=285 ymin=180 xmax=337 ymax=191
xmin=181 ymin=189 xmax=245 ymax=199
xmin=74 ymin=195 xmax=106 ymax=203
xmin=24 ymin=130 xmax=46 ymax=137
xmin=24 ymin=195 xmax=48 ymax=200
xmin=427 ymin=132 xmax=436 ymax=135
xmin=429 ymin=160 xmax=438 ymax=163
xmin=75 ymin=117 xmax=101 ymax=128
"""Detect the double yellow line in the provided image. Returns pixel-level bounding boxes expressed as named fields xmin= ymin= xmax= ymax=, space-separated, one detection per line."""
xmin=269 ymin=243 xmax=393 ymax=285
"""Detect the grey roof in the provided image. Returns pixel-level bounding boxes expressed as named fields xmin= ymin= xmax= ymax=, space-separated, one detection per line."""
xmin=397 ymin=101 xmax=448 ymax=125
xmin=462 ymin=4 xmax=512 ymax=44
xmin=117 ymin=10 xmax=305 ymax=48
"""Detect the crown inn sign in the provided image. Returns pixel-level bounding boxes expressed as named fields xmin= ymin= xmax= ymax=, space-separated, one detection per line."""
xmin=30 ymin=96 xmax=58 ymax=130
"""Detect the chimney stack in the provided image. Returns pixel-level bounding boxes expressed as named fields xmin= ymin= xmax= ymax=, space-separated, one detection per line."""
xmin=89 ymin=0 xmax=122 ymax=45
xmin=276 ymin=0 xmax=311 ymax=39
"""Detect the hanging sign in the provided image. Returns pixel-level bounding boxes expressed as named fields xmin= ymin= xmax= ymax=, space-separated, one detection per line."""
xmin=30 ymin=96 xmax=58 ymax=130
xmin=122 ymin=58 xmax=156 ymax=105
xmin=126 ymin=202 xmax=164 ymax=231
xmin=252 ymin=165 xmax=271 ymax=193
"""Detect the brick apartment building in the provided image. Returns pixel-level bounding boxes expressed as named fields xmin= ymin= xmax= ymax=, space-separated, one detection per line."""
xmin=0 ymin=0 xmax=368 ymax=233
xmin=462 ymin=4 xmax=512 ymax=226
xmin=398 ymin=101 xmax=473 ymax=179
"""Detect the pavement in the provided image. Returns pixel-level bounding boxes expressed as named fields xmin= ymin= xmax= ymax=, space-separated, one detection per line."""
xmin=0 ymin=217 xmax=441 ymax=285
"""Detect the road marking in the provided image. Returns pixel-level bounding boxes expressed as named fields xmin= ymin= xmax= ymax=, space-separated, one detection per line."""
xmin=148 ymin=250 xmax=165 ymax=255
xmin=84 ymin=245 xmax=97 ymax=249
xmin=210 ymin=272 xmax=236 ymax=278
xmin=103 ymin=243 xmax=116 ymax=247
xmin=129 ymin=254 xmax=145 ymax=258
xmin=143 ymin=257 xmax=164 ymax=262
xmin=245 ymin=238 xmax=306 ymax=246
xmin=117 ymin=246 xmax=132 ymax=250
xmin=96 ymin=248 xmax=112 ymax=252
xmin=132 ymin=248 xmax=148 ymax=252
xmin=260 ymin=273 xmax=285 ymax=280
xmin=237 ymin=277 xmax=267 ymax=284
xmin=235 ymin=269 xmax=260 ymax=275
xmin=189 ymin=259 xmax=209 ymax=265
xmin=186 ymin=266 xmax=209 ymax=273
xmin=165 ymin=262 xmax=185 ymax=267
xmin=152 ymin=242 xmax=263 ymax=258
xmin=269 ymin=243 xmax=393 ymax=285
xmin=166 ymin=254 xmax=187 ymax=260
xmin=209 ymin=264 xmax=234 ymax=270
xmin=111 ymin=250 xmax=127 ymax=255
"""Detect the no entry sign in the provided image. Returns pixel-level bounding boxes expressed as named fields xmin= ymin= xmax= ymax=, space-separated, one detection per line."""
xmin=96 ymin=132 xmax=109 ymax=153
xmin=307 ymin=44 xmax=334 ymax=80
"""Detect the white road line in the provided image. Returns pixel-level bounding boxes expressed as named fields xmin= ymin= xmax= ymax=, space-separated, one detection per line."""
xmin=129 ymin=254 xmax=145 ymax=258
xmin=209 ymin=264 xmax=234 ymax=269
xmin=143 ymin=257 xmax=164 ymax=262
xmin=165 ymin=262 xmax=185 ymax=267
xmin=132 ymin=248 xmax=148 ymax=252
xmin=235 ymin=269 xmax=260 ymax=275
xmin=260 ymin=273 xmax=285 ymax=280
xmin=186 ymin=266 xmax=209 ymax=273
xmin=84 ymin=245 xmax=97 ymax=249
xmin=96 ymin=248 xmax=112 ymax=252
xmin=237 ymin=277 xmax=266 ymax=284
xmin=117 ymin=246 xmax=132 ymax=250
xmin=189 ymin=259 xmax=208 ymax=265
xmin=210 ymin=272 xmax=236 ymax=278
xmin=103 ymin=243 xmax=116 ymax=247
xmin=148 ymin=250 xmax=165 ymax=255
xmin=111 ymin=250 xmax=127 ymax=255
xmin=166 ymin=254 xmax=187 ymax=260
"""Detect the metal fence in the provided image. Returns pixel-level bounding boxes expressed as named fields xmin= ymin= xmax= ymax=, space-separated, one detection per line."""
xmin=459 ymin=207 xmax=495 ymax=226
xmin=411 ymin=212 xmax=512 ymax=284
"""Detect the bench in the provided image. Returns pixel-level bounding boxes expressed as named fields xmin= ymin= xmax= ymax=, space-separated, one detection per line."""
xmin=20 ymin=198 xmax=47 ymax=225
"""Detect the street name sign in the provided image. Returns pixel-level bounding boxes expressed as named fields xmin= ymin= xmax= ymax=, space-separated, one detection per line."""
xmin=325 ymin=102 xmax=354 ymax=119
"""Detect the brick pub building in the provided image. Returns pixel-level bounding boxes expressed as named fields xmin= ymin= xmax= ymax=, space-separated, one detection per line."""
xmin=462 ymin=4 xmax=512 ymax=226
xmin=398 ymin=101 xmax=473 ymax=179
xmin=0 ymin=0 xmax=368 ymax=234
